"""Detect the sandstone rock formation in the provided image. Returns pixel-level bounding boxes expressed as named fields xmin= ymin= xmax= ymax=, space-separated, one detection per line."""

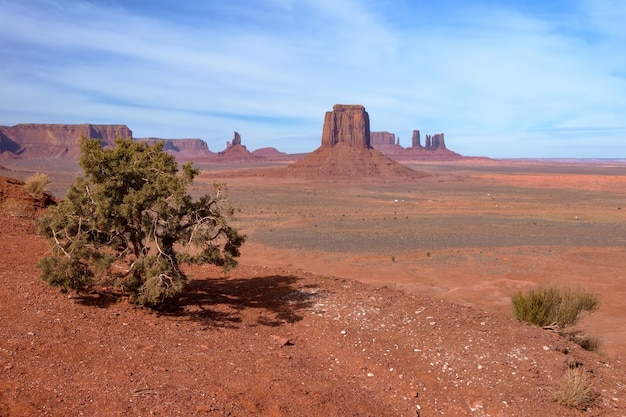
xmin=370 ymin=128 xmax=459 ymax=160
xmin=136 ymin=138 xmax=215 ymax=160
xmin=370 ymin=131 xmax=396 ymax=146
xmin=251 ymin=147 xmax=288 ymax=158
xmin=424 ymin=133 xmax=446 ymax=150
xmin=0 ymin=124 xmax=132 ymax=159
xmin=411 ymin=130 xmax=421 ymax=148
xmin=230 ymin=131 xmax=242 ymax=147
xmin=321 ymin=104 xmax=371 ymax=149
xmin=289 ymin=105 xmax=421 ymax=178
xmin=218 ymin=131 xmax=263 ymax=162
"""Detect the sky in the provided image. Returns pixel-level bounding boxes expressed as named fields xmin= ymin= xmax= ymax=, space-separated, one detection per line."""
xmin=1 ymin=0 xmax=625 ymax=158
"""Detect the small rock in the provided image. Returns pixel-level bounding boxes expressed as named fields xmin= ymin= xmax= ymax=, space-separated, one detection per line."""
xmin=470 ymin=400 xmax=484 ymax=412
xmin=270 ymin=335 xmax=292 ymax=347
xmin=542 ymin=346 xmax=550 ymax=351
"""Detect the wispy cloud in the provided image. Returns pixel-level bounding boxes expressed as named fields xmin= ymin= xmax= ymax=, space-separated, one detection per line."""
xmin=1 ymin=0 xmax=625 ymax=157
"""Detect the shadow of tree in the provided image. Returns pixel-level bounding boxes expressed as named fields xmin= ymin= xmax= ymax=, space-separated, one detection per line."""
xmin=71 ymin=289 xmax=121 ymax=308
xmin=160 ymin=274 xmax=321 ymax=329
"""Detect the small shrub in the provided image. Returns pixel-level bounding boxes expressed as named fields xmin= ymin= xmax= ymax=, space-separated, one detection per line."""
xmin=24 ymin=172 xmax=51 ymax=198
xmin=511 ymin=286 xmax=599 ymax=329
xmin=553 ymin=367 xmax=595 ymax=409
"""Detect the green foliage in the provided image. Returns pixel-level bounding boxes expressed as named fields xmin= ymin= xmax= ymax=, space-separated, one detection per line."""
xmin=511 ymin=286 xmax=599 ymax=329
xmin=24 ymin=172 xmax=51 ymax=198
xmin=37 ymin=137 xmax=245 ymax=307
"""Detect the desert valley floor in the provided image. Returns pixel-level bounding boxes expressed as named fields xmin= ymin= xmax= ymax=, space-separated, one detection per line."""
xmin=205 ymin=161 xmax=626 ymax=356
xmin=1 ymin=158 xmax=626 ymax=416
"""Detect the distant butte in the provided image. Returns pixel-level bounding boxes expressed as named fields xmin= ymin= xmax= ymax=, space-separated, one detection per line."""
xmin=0 ymin=123 xmax=131 ymax=159
xmin=288 ymin=104 xmax=422 ymax=178
xmin=370 ymin=129 xmax=461 ymax=161
xmin=216 ymin=131 xmax=263 ymax=162
xmin=136 ymin=137 xmax=215 ymax=159
xmin=0 ymin=116 xmax=466 ymax=166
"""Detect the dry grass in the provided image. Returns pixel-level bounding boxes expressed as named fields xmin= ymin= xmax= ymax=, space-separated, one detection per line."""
xmin=511 ymin=286 xmax=599 ymax=329
xmin=0 ymin=198 xmax=35 ymax=217
xmin=24 ymin=172 xmax=51 ymax=198
xmin=568 ymin=333 xmax=603 ymax=354
xmin=553 ymin=367 xmax=595 ymax=409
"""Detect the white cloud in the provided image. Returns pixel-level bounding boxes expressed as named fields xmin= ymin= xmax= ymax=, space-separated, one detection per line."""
xmin=0 ymin=0 xmax=625 ymax=157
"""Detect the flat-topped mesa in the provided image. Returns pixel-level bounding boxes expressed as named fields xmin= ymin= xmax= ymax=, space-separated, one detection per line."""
xmin=136 ymin=138 xmax=212 ymax=155
xmin=321 ymin=104 xmax=371 ymax=149
xmin=0 ymin=123 xmax=132 ymax=159
xmin=371 ymin=131 xmax=396 ymax=146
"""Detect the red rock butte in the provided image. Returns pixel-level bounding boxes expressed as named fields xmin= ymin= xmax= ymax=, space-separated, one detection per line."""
xmin=321 ymin=104 xmax=371 ymax=149
xmin=289 ymin=104 xmax=422 ymax=179
xmin=0 ymin=124 xmax=132 ymax=159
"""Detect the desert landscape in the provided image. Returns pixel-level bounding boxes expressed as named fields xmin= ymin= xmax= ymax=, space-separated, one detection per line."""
xmin=2 ymin=112 xmax=626 ymax=416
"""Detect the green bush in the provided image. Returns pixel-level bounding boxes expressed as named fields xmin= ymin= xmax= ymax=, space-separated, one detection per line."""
xmin=37 ymin=137 xmax=245 ymax=307
xmin=511 ymin=286 xmax=599 ymax=329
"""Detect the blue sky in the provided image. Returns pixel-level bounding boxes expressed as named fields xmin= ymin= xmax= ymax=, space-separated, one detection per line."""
xmin=1 ymin=0 xmax=625 ymax=158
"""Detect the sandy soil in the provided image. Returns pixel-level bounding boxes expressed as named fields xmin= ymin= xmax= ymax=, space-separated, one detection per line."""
xmin=1 ymin=160 xmax=626 ymax=416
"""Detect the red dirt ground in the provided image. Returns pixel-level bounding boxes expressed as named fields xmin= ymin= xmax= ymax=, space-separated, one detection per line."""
xmin=1 ymin=163 xmax=626 ymax=416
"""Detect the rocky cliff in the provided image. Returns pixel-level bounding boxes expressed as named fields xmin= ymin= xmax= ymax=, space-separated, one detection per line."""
xmin=230 ymin=131 xmax=242 ymax=147
xmin=289 ymin=104 xmax=420 ymax=178
xmin=136 ymin=138 xmax=215 ymax=160
xmin=411 ymin=130 xmax=421 ymax=148
xmin=321 ymin=104 xmax=371 ymax=149
xmin=370 ymin=131 xmax=396 ymax=146
xmin=217 ymin=131 xmax=264 ymax=162
xmin=0 ymin=124 xmax=132 ymax=159
xmin=370 ymin=129 xmax=459 ymax=160
xmin=424 ymin=133 xmax=446 ymax=150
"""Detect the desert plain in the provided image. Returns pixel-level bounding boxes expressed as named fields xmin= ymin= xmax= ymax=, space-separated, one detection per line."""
xmin=196 ymin=159 xmax=626 ymax=352
xmin=1 ymin=157 xmax=626 ymax=416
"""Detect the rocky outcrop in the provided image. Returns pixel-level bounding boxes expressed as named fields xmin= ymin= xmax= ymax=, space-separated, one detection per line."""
xmin=0 ymin=123 xmax=132 ymax=159
xmin=371 ymin=131 xmax=396 ymax=146
xmin=369 ymin=128 xmax=460 ymax=160
xmin=252 ymin=147 xmax=286 ymax=158
xmin=412 ymin=130 xmax=421 ymax=148
xmin=424 ymin=133 xmax=446 ymax=150
xmin=230 ymin=131 xmax=242 ymax=147
xmin=136 ymin=138 xmax=215 ymax=160
xmin=218 ymin=131 xmax=264 ymax=162
xmin=321 ymin=104 xmax=371 ymax=149
xmin=289 ymin=105 xmax=421 ymax=178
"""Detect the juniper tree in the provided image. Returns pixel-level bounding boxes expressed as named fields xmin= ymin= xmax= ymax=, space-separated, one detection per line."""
xmin=37 ymin=137 xmax=245 ymax=307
